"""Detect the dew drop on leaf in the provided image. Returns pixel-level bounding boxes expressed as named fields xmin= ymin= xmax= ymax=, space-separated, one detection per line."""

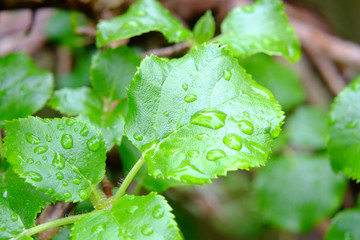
xmin=184 ymin=94 xmax=197 ymax=103
xmin=152 ymin=205 xmax=164 ymax=219
xmin=24 ymin=171 xmax=43 ymax=181
xmin=56 ymin=172 xmax=64 ymax=180
xmin=223 ymin=134 xmax=242 ymax=151
xmin=270 ymin=127 xmax=281 ymax=139
xmin=195 ymin=133 xmax=209 ymax=140
xmin=127 ymin=206 xmax=138 ymax=214
xmin=87 ymin=136 xmax=101 ymax=152
xmin=62 ymin=181 xmax=68 ymax=186
xmin=251 ymin=84 xmax=271 ymax=100
xmin=238 ymin=120 xmax=254 ymax=135
xmin=46 ymin=134 xmax=52 ymax=142
xmin=182 ymin=83 xmax=188 ymax=91
xmin=52 ymin=152 xmax=66 ymax=170
xmin=26 ymin=158 xmax=34 ymax=164
xmin=10 ymin=213 xmax=18 ymax=222
xmin=42 ymin=156 xmax=47 ymax=160
xmin=190 ymin=109 xmax=227 ymax=130
xmin=163 ymin=111 xmax=170 ymax=117
xmin=223 ymin=69 xmax=232 ymax=81
xmin=242 ymin=5 xmax=255 ymax=13
xmin=57 ymin=124 xmax=65 ymax=130
xmin=61 ymin=134 xmax=73 ymax=149
xmin=123 ymin=20 xmax=138 ymax=28
xmin=135 ymin=10 xmax=146 ymax=16
xmin=91 ymin=223 xmax=106 ymax=233
xmin=206 ymin=149 xmax=226 ymax=161
xmin=64 ymin=192 xmax=72 ymax=199
xmin=133 ymin=133 xmax=144 ymax=141
xmin=47 ymin=188 xmax=54 ymax=194
xmin=36 ymin=161 xmax=41 ymax=165
xmin=72 ymin=177 xmax=81 ymax=185
xmin=34 ymin=146 xmax=48 ymax=154
xmin=141 ymin=225 xmax=154 ymax=236
xmin=79 ymin=190 xmax=88 ymax=200
xmin=66 ymin=118 xmax=76 ymax=126
xmin=80 ymin=126 xmax=89 ymax=136
xmin=188 ymin=150 xmax=200 ymax=158
xmin=25 ymin=132 xmax=40 ymax=144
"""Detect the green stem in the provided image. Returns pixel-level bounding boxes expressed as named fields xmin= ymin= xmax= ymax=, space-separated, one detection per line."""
xmin=0 ymin=131 xmax=4 ymax=161
xmin=133 ymin=173 xmax=146 ymax=196
xmin=90 ymin=185 xmax=108 ymax=209
xmin=16 ymin=213 xmax=88 ymax=239
xmin=111 ymin=155 xmax=145 ymax=204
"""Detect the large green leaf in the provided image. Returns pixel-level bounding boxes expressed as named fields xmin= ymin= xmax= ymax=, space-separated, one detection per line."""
xmin=0 ymin=170 xmax=54 ymax=228
xmin=328 ymin=77 xmax=360 ymax=181
xmin=125 ymin=44 xmax=284 ymax=184
xmin=326 ymin=209 xmax=360 ymax=240
xmin=219 ymin=0 xmax=301 ymax=62
xmin=96 ymin=0 xmax=192 ymax=47
xmin=193 ymin=10 xmax=216 ymax=44
xmin=254 ymin=154 xmax=347 ymax=233
xmin=91 ymin=46 xmax=141 ymax=101
xmin=240 ymin=54 xmax=305 ymax=111
xmin=0 ymin=198 xmax=32 ymax=240
xmin=72 ymin=193 xmax=182 ymax=239
xmin=3 ymin=117 xmax=106 ymax=202
xmin=0 ymin=53 xmax=53 ymax=123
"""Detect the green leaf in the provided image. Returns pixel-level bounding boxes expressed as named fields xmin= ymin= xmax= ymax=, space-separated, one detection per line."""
xmin=219 ymin=0 xmax=301 ymax=62
xmin=0 ymin=170 xmax=54 ymax=228
xmin=254 ymin=154 xmax=347 ymax=233
xmin=72 ymin=193 xmax=182 ymax=239
xmin=328 ymin=77 xmax=360 ymax=181
xmin=193 ymin=10 xmax=216 ymax=44
xmin=3 ymin=117 xmax=107 ymax=202
xmin=52 ymin=225 xmax=72 ymax=240
xmin=287 ymin=105 xmax=328 ymax=150
xmin=326 ymin=209 xmax=360 ymax=240
xmin=0 ymin=198 xmax=32 ymax=240
xmin=240 ymin=54 xmax=305 ymax=111
xmin=96 ymin=0 xmax=192 ymax=47
xmin=125 ymin=44 xmax=284 ymax=184
xmin=91 ymin=46 xmax=141 ymax=101
xmin=0 ymin=53 xmax=54 ymax=122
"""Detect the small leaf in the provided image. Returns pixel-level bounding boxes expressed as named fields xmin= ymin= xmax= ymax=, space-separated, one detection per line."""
xmin=125 ymin=44 xmax=284 ymax=184
xmin=254 ymin=154 xmax=347 ymax=233
xmin=326 ymin=209 xmax=360 ymax=240
xmin=219 ymin=0 xmax=301 ymax=62
xmin=0 ymin=170 xmax=54 ymax=228
xmin=0 ymin=198 xmax=32 ymax=240
xmin=3 ymin=117 xmax=107 ymax=202
xmin=96 ymin=0 xmax=192 ymax=47
xmin=91 ymin=46 xmax=141 ymax=101
xmin=193 ymin=10 xmax=216 ymax=44
xmin=72 ymin=193 xmax=182 ymax=239
xmin=328 ymin=77 xmax=360 ymax=181
xmin=0 ymin=53 xmax=54 ymax=122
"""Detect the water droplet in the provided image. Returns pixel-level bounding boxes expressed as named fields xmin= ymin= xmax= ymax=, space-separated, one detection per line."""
xmin=47 ymin=188 xmax=54 ymax=195
xmin=74 ymin=128 xmax=78 ymax=132
xmin=184 ymin=94 xmax=197 ymax=103
xmin=64 ymin=192 xmax=72 ymax=199
xmin=152 ymin=169 xmax=162 ymax=177
xmin=223 ymin=134 xmax=242 ymax=151
xmin=61 ymin=134 xmax=73 ymax=149
xmin=66 ymin=118 xmax=76 ymax=126
xmin=223 ymin=69 xmax=232 ymax=81
xmin=42 ymin=156 xmax=47 ymax=160
xmin=135 ymin=10 xmax=146 ymax=16
xmin=92 ymin=223 xmax=106 ymax=233
xmin=243 ymin=111 xmax=250 ymax=117
xmin=62 ymin=181 xmax=68 ymax=186
xmin=79 ymin=190 xmax=88 ymax=200
xmin=190 ymin=109 xmax=227 ymax=130
xmin=141 ymin=225 xmax=154 ymax=236
xmin=133 ymin=133 xmax=143 ymax=141
xmin=36 ymin=161 xmax=41 ymax=165
xmin=46 ymin=134 xmax=52 ymax=142
xmin=251 ymin=84 xmax=271 ymax=100
xmin=52 ymin=152 xmax=66 ymax=170
xmin=195 ymin=133 xmax=208 ymax=140
xmin=56 ymin=172 xmax=64 ymax=180
xmin=26 ymin=158 xmax=34 ymax=164
xmin=25 ymin=133 xmax=40 ymax=144
xmin=24 ymin=171 xmax=42 ymax=181
xmin=127 ymin=206 xmax=138 ymax=214
xmin=152 ymin=205 xmax=164 ymax=219
xmin=242 ymin=5 xmax=254 ymax=13
xmin=80 ymin=126 xmax=89 ymax=136
xmin=182 ymin=83 xmax=189 ymax=91
xmin=72 ymin=178 xmax=81 ymax=185
xmin=57 ymin=124 xmax=65 ymax=130
xmin=87 ymin=136 xmax=101 ymax=152
xmin=206 ymin=149 xmax=226 ymax=161
xmin=123 ymin=20 xmax=138 ymax=28
xmin=238 ymin=120 xmax=254 ymax=135
xmin=163 ymin=111 xmax=170 ymax=117
xmin=34 ymin=146 xmax=48 ymax=154
xmin=188 ymin=150 xmax=200 ymax=158
xmin=10 ymin=213 xmax=18 ymax=222
xmin=270 ymin=127 xmax=281 ymax=139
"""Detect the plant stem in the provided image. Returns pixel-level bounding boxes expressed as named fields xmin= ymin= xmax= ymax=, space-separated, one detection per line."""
xmin=111 ymin=155 xmax=145 ymax=204
xmin=16 ymin=213 xmax=88 ymax=239
xmin=90 ymin=185 xmax=108 ymax=209
xmin=133 ymin=173 xmax=146 ymax=196
xmin=0 ymin=131 xmax=4 ymax=161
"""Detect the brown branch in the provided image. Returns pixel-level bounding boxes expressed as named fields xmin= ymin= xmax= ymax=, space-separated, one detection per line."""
xmin=141 ymin=41 xmax=190 ymax=58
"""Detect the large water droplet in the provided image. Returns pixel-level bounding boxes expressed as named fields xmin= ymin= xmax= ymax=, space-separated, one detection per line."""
xmin=35 ymin=161 xmax=41 ymax=165
xmin=46 ymin=134 xmax=52 ymax=142
xmin=56 ymin=172 xmax=64 ymax=180
xmin=61 ymin=134 xmax=73 ymax=149
xmin=152 ymin=205 xmax=164 ymax=219
xmin=64 ymin=192 xmax=72 ymax=199
xmin=24 ymin=171 xmax=42 ymax=181
xmin=92 ymin=223 xmax=106 ymax=234
xmin=72 ymin=177 xmax=81 ymax=185
xmin=127 ymin=206 xmax=138 ymax=214
xmin=57 ymin=124 xmax=65 ymax=130
xmin=190 ymin=109 xmax=227 ymax=130
xmin=238 ymin=120 xmax=254 ymax=135
xmin=141 ymin=225 xmax=154 ymax=236
xmin=26 ymin=158 xmax=34 ymax=164
xmin=251 ymin=84 xmax=271 ymax=100
xmin=184 ymin=94 xmax=197 ymax=103
xmin=223 ymin=69 xmax=232 ymax=81
xmin=52 ymin=152 xmax=66 ymax=170
xmin=34 ymin=146 xmax=48 ymax=154
xmin=223 ymin=134 xmax=242 ymax=151
xmin=206 ymin=149 xmax=226 ymax=161
xmin=79 ymin=190 xmax=88 ymax=200
xmin=25 ymin=133 xmax=40 ymax=144
xmin=270 ymin=127 xmax=281 ymax=139
xmin=80 ymin=126 xmax=89 ymax=136
xmin=87 ymin=136 xmax=101 ymax=152
xmin=47 ymin=188 xmax=54 ymax=195
xmin=133 ymin=133 xmax=143 ymax=141
xmin=66 ymin=118 xmax=76 ymax=126
xmin=10 ymin=213 xmax=18 ymax=222
xmin=182 ymin=83 xmax=188 ymax=91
